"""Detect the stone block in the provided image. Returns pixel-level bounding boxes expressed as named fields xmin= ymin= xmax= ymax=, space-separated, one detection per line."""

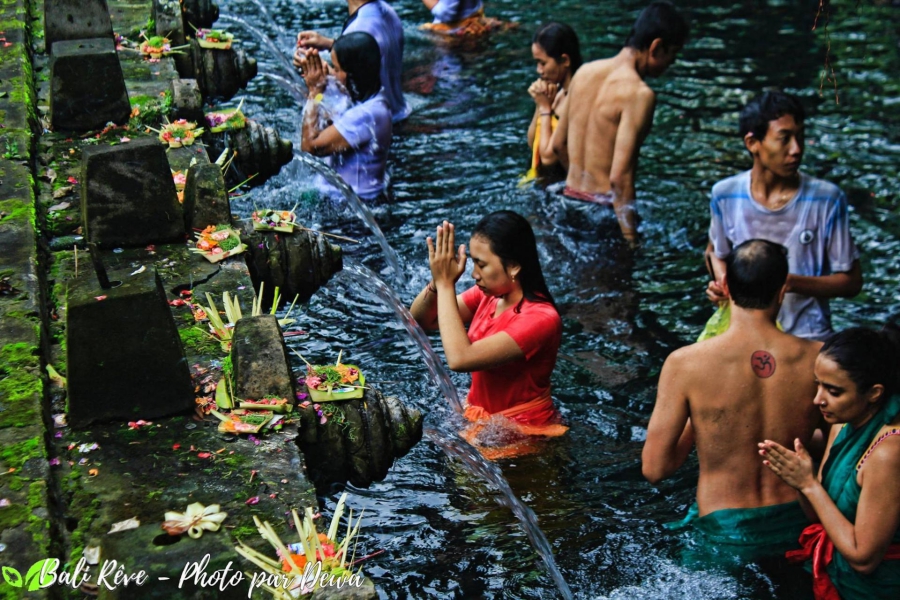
xmin=169 ymin=79 xmax=204 ymax=123
xmin=81 ymin=137 xmax=184 ymax=248
xmin=66 ymin=267 xmax=194 ymax=428
xmin=50 ymin=37 xmax=130 ymax=131
xmin=231 ymin=314 xmax=295 ymax=401
xmin=183 ymin=162 xmax=231 ymax=231
xmin=44 ymin=0 xmax=114 ymax=47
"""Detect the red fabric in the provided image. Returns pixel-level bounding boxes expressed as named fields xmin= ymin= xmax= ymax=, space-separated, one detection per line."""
xmin=459 ymin=286 xmax=561 ymax=424
xmin=460 ymin=395 xmax=568 ymax=460
xmin=562 ymin=185 xmax=614 ymax=206
xmin=786 ymin=523 xmax=900 ymax=600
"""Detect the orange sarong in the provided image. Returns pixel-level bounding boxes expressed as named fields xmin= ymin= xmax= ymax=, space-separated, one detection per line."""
xmin=460 ymin=394 xmax=568 ymax=460
xmin=420 ymin=8 xmax=511 ymax=38
xmin=786 ymin=523 xmax=900 ymax=600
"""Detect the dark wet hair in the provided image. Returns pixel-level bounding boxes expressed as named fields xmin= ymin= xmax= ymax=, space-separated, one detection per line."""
xmin=725 ymin=239 xmax=788 ymax=309
xmin=333 ymin=32 xmax=381 ymax=102
xmin=533 ymin=22 xmax=583 ymax=75
xmin=739 ymin=91 xmax=806 ymax=141
xmin=820 ymin=324 xmax=900 ymax=401
xmin=472 ymin=210 xmax=556 ymax=312
xmin=626 ymin=1 xmax=690 ymax=51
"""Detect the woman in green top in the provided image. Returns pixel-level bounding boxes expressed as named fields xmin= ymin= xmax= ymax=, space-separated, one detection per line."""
xmin=759 ymin=325 xmax=900 ymax=599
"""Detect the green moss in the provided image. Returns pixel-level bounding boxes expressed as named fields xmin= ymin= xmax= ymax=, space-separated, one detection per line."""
xmin=179 ymin=327 xmax=219 ymax=355
xmin=0 ymin=436 xmax=42 ymax=471
xmin=0 ymin=342 xmax=42 ymax=428
xmin=0 ymin=504 xmax=30 ymax=529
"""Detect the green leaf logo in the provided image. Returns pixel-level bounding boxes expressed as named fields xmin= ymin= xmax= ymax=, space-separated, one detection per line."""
xmin=25 ymin=559 xmax=55 ymax=591
xmin=2 ymin=566 xmax=22 ymax=587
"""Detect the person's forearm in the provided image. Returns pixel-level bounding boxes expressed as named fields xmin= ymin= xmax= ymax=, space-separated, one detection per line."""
xmin=801 ymin=480 xmax=874 ymax=570
xmin=612 ymin=179 xmax=638 ymax=244
xmin=300 ymin=98 xmax=321 ymax=154
xmin=527 ymin=109 xmax=538 ymax=149
xmin=786 ymin=264 xmax=863 ymax=299
xmin=537 ymin=113 xmax=558 ymax=166
xmin=435 ymin=282 xmax=472 ymax=372
xmin=409 ymin=281 xmax=439 ymax=331
xmin=422 ymin=0 xmax=440 ymax=10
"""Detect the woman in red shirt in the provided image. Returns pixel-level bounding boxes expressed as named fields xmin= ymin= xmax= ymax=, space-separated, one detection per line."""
xmin=410 ymin=211 xmax=567 ymax=451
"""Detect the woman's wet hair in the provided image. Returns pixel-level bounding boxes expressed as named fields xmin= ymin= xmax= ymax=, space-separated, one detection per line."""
xmin=820 ymin=323 xmax=900 ymax=401
xmin=626 ymin=1 xmax=690 ymax=51
xmin=333 ymin=32 xmax=382 ymax=102
xmin=472 ymin=210 xmax=556 ymax=312
xmin=739 ymin=91 xmax=806 ymax=142
xmin=725 ymin=239 xmax=788 ymax=309
xmin=533 ymin=22 xmax=583 ymax=75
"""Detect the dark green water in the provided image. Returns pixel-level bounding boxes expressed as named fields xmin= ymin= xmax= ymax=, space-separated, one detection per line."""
xmin=221 ymin=0 xmax=900 ymax=597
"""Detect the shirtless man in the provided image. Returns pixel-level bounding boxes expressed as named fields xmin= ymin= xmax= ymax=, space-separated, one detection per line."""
xmin=551 ymin=1 xmax=688 ymax=245
xmin=642 ymin=239 xmax=822 ymax=559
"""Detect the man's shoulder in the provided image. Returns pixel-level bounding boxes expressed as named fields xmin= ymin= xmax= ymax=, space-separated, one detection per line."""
xmin=799 ymin=173 xmax=845 ymax=204
xmin=711 ymin=171 xmax=750 ymax=201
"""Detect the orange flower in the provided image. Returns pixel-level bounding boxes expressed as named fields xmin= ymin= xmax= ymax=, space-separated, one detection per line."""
xmin=281 ymin=553 xmax=307 ymax=573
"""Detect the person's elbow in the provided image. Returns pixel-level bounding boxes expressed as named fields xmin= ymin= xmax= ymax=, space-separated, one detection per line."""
xmin=444 ymin=355 xmax=473 ymax=373
xmin=841 ymin=263 xmax=863 ymax=297
xmin=847 ymin=552 xmax=883 ymax=576
xmin=641 ymin=446 xmax=673 ymax=484
xmin=642 ymin=461 xmax=667 ymax=485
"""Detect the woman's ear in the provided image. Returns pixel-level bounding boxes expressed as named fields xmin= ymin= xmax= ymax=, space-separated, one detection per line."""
xmin=866 ymin=383 xmax=885 ymax=405
xmin=508 ymin=263 xmax=522 ymax=281
xmin=560 ymin=53 xmax=571 ymax=70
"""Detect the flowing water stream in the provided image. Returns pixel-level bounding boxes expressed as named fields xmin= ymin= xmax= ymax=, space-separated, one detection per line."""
xmin=223 ymin=0 xmax=900 ymax=597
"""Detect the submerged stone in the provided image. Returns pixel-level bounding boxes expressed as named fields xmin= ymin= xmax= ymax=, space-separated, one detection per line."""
xmin=44 ymin=0 xmax=114 ymax=48
xmin=81 ymin=137 xmax=184 ymax=248
xmin=49 ymin=37 xmax=130 ymax=131
xmin=66 ymin=268 xmax=194 ymax=428
xmin=230 ymin=314 xmax=295 ymax=401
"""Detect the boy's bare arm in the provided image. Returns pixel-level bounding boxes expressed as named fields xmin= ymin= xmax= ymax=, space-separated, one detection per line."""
xmin=609 ymin=87 xmax=656 ymax=242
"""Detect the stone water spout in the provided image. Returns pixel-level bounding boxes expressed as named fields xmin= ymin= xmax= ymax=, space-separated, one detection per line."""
xmin=181 ymin=0 xmax=220 ymax=29
xmin=187 ymin=40 xmax=258 ymax=101
xmin=236 ymin=220 xmax=343 ymax=306
xmin=295 ymin=389 xmax=423 ymax=490
xmin=205 ymin=119 xmax=293 ymax=187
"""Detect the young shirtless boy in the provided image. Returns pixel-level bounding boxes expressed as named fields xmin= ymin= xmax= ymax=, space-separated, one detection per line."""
xmin=551 ymin=1 xmax=688 ymax=245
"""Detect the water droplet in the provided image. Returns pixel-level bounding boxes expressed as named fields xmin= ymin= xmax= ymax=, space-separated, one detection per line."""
xmin=0 ymin=544 xmax=7 ymax=552
xmin=113 ymin=248 xmax=124 ymax=253
xmin=184 ymin=423 xmax=197 ymax=430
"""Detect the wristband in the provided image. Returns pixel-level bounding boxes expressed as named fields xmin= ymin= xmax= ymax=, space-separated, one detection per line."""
xmin=426 ymin=280 xmax=438 ymax=294
xmin=540 ymin=112 xmax=552 ymax=116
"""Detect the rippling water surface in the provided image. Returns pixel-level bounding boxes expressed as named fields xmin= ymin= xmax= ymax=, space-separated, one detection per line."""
xmin=219 ymin=0 xmax=900 ymax=597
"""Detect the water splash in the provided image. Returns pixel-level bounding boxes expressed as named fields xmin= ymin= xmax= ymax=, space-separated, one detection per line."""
xmin=292 ymin=152 xmax=403 ymax=282
xmin=425 ymin=426 xmax=574 ymax=600
xmin=338 ymin=261 xmax=461 ymax=413
xmin=259 ymin=72 xmax=307 ymax=105
xmin=219 ymin=14 xmax=302 ymax=85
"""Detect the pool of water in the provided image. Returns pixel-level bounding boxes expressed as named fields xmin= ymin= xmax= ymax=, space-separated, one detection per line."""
xmin=219 ymin=0 xmax=900 ymax=597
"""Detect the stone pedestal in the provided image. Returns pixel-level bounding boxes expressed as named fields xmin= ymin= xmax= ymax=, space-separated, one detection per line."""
xmin=81 ymin=137 xmax=184 ymax=248
xmin=50 ymin=38 xmax=130 ymax=131
xmin=181 ymin=0 xmax=220 ymax=29
xmin=231 ymin=315 xmax=295 ymax=401
xmin=66 ymin=268 xmax=194 ymax=428
xmin=169 ymin=79 xmax=205 ymax=123
xmin=152 ymin=0 xmax=192 ymax=77
xmin=183 ymin=162 xmax=231 ymax=231
xmin=44 ymin=0 xmax=114 ymax=48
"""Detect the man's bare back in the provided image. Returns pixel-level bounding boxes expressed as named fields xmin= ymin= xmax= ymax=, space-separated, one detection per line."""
xmin=559 ymin=55 xmax=655 ymax=196
xmin=654 ymin=325 xmax=821 ymax=516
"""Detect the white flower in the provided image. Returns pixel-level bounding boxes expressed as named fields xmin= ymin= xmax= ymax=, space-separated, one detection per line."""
xmin=162 ymin=503 xmax=227 ymax=539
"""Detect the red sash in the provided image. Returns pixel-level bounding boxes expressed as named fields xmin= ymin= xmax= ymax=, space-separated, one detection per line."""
xmin=786 ymin=523 xmax=900 ymax=600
